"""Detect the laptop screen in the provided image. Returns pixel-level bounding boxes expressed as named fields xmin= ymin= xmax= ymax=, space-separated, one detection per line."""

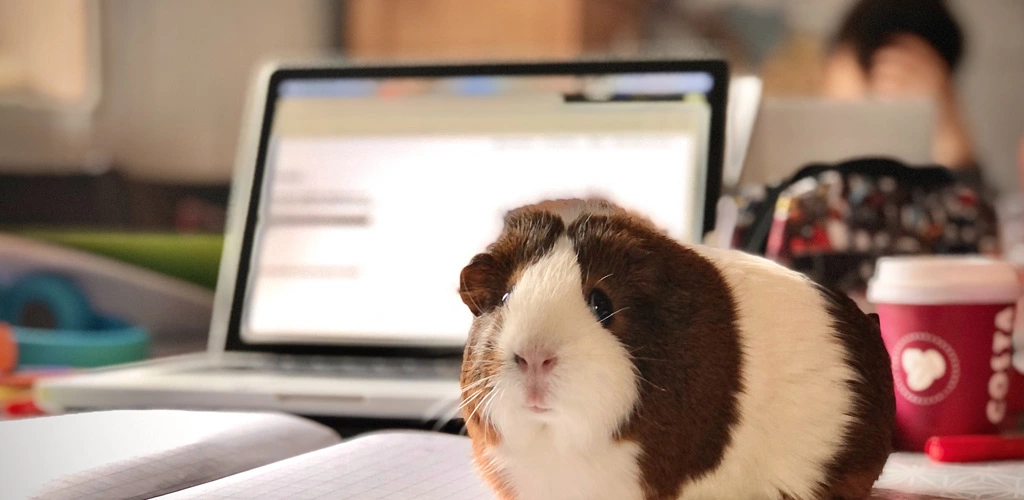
xmin=227 ymin=62 xmax=727 ymax=353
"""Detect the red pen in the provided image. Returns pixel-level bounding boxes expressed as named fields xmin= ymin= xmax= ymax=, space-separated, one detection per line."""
xmin=2 ymin=398 xmax=44 ymax=417
xmin=925 ymin=434 xmax=1024 ymax=463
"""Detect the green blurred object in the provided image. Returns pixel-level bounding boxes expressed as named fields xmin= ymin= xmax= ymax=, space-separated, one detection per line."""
xmin=11 ymin=231 xmax=224 ymax=290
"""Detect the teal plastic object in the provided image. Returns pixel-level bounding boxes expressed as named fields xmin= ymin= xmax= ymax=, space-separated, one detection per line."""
xmin=13 ymin=317 xmax=149 ymax=368
xmin=1 ymin=273 xmax=150 ymax=368
xmin=1 ymin=273 xmax=95 ymax=330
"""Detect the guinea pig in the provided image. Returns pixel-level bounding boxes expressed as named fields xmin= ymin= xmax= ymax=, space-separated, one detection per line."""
xmin=457 ymin=198 xmax=895 ymax=500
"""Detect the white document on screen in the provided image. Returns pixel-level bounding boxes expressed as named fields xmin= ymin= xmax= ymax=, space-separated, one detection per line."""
xmin=244 ymin=132 xmax=697 ymax=345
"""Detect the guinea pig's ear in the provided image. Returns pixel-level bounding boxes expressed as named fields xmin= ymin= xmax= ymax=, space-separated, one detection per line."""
xmin=459 ymin=253 xmax=505 ymax=316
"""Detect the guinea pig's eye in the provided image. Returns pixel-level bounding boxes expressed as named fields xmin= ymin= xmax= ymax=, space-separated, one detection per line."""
xmin=587 ymin=289 xmax=614 ymax=327
xmin=501 ymin=285 xmax=515 ymax=306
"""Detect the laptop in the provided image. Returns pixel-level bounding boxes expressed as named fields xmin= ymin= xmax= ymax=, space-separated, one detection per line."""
xmin=36 ymin=58 xmax=728 ymax=422
xmin=737 ymin=97 xmax=935 ymax=188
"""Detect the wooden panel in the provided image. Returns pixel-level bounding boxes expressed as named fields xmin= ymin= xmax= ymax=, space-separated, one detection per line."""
xmin=345 ymin=0 xmax=591 ymax=60
xmin=581 ymin=0 xmax=649 ymax=54
xmin=0 ymin=0 xmax=89 ymax=101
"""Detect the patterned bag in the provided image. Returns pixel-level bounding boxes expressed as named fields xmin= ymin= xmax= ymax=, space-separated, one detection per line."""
xmin=733 ymin=158 xmax=999 ymax=298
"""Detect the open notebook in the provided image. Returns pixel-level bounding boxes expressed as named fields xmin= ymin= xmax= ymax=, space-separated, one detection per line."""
xmin=150 ymin=431 xmax=973 ymax=500
xmin=153 ymin=431 xmax=490 ymax=500
xmin=7 ymin=410 xmax=1024 ymax=499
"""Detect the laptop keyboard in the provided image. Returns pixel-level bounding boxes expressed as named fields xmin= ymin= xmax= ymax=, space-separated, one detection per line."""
xmin=188 ymin=355 xmax=463 ymax=381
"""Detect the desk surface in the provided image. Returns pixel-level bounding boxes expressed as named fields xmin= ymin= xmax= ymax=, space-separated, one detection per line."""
xmin=871 ymin=492 xmax=952 ymax=499
xmin=875 ymin=452 xmax=1024 ymax=499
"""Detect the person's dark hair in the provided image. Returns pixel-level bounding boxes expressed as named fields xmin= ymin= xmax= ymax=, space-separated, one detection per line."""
xmin=831 ymin=0 xmax=964 ymax=73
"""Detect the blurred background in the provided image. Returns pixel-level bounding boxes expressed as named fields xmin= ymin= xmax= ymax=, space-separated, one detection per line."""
xmin=1 ymin=0 xmax=1022 ymax=226
xmin=0 ymin=0 xmax=1022 ymax=357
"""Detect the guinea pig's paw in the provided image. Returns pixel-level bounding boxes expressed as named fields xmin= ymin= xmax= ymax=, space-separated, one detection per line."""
xmin=901 ymin=347 xmax=947 ymax=391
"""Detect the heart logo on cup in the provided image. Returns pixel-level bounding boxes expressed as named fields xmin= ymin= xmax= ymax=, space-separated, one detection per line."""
xmin=902 ymin=348 xmax=947 ymax=392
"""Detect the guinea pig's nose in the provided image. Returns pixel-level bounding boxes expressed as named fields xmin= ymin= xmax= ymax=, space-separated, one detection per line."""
xmin=513 ymin=351 xmax=558 ymax=373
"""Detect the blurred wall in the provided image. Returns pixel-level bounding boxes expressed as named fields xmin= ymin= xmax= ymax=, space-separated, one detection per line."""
xmin=0 ymin=0 xmax=1020 ymax=196
xmin=0 ymin=0 xmax=90 ymax=101
xmin=951 ymin=0 xmax=1024 ymax=197
xmin=0 ymin=0 xmax=334 ymax=183
xmin=0 ymin=0 xmax=95 ymax=172
xmin=93 ymin=0 xmax=335 ymax=184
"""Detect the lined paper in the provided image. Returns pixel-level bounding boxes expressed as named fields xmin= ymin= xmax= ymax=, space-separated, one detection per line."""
xmin=2 ymin=410 xmax=340 ymax=500
xmin=154 ymin=432 xmax=991 ymax=500
xmin=154 ymin=431 xmax=494 ymax=499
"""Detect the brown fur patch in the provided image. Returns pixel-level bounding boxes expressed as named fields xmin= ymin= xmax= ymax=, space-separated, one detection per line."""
xmin=817 ymin=285 xmax=896 ymax=499
xmin=564 ymin=210 xmax=743 ymax=500
xmin=459 ymin=209 xmax=564 ymax=316
xmin=460 ymin=312 xmax=513 ymax=497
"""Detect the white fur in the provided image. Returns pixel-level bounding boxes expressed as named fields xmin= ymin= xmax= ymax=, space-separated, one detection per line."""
xmin=681 ymin=246 xmax=858 ymax=500
xmin=485 ymin=237 xmax=643 ymax=500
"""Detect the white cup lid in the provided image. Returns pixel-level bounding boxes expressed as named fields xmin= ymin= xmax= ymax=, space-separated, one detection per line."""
xmin=867 ymin=256 xmax=1021 ymax=305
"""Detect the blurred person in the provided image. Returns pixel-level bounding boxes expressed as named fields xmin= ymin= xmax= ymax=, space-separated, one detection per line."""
xmin=820 ymin=0 xmax=979 ymax=184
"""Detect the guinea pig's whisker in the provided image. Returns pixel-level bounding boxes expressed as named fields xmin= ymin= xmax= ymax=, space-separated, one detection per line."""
xmin=476 ymin=389 xmax=501 ymax=428
xmin=462 ymin=407 xmax=483 ymax=435
xmin=460 ymin=381 xmax=496 ymax=401
xmin=420 ymin=395 xmax=460 ymax=423
xmin=626 ymin=345 xmax=661 ymax=357
xmin=432 ymin=400 xmax=465 ymax=432
xmin=426 ymin=399 xmax=456 ymax=428
xmin=461 ymin=374 xmax=497 ymax=392
xmin=479 ymin=389 xmax=500 ymax=418
xmin=595 ymin=273 xmax=614 ymax=286
xmin=583 ymin=211 xmax=596 ymax=229
xmin=603 ymin=306 xmax=630 ymax=321
xmin=468 ymin=403 xmax=487 ymax=436
xmin=457 ymin=392 xmax=486 ymax=412
xmin=637 ymin=374 xmax=668 ymax=393
xmin=480 ymin=388 xmax=504 ymax=443
xmin=458 ymin=391 xmax=481 ymax=408
xmin=458 ymin=387 xmax=489 ymax=410
xmin=630 ymin=356 xmax=671 ymax=363
xmin=463 ymin=387 xmax=494 ymax=426
xmin=459 ymin=276 xmax=484 ymax=313
xmin=625 ymin=347 xmax=668 ymax=362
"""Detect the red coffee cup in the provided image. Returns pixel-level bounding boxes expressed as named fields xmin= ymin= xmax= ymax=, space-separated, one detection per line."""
xmin=868 ymin=256 xmax=1023 ymax=451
